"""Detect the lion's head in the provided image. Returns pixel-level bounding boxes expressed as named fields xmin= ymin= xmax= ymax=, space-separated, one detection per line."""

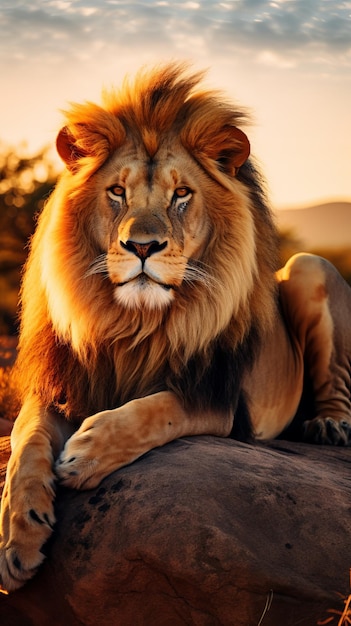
xmin=17 ymin=63 xmax=279 ymax=415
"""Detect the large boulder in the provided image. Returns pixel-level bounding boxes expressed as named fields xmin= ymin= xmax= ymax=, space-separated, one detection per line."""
xmin=1 ymin=435 xmax=350 ymax=626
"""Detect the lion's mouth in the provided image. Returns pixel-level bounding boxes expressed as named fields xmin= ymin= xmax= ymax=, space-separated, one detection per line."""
xmin=116 ymin=273 xmax=175 ymax=292
xmin=112 ymin=272 xmax=177 ymax=310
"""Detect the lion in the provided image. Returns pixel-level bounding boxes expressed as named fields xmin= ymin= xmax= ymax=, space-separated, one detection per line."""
xmin=1 ymin=63 xmax=351 ymax=591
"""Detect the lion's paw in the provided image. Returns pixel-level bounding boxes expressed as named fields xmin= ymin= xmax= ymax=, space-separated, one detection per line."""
xmin=55 ymin=419 xmax=110 ymax=490
xmin=303 ymin=416 xmax=351 ymax=445
xmin=0 ymin=478 xmax=56 ymax=591
xmin=0 ymin=540 xmax=47 ymax=591
xmin=55 ymin=408 xmax=143 ymax=489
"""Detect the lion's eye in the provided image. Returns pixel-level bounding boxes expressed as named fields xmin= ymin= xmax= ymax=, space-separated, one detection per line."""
xmin=107 ymin=185 xmax=125 ymax=201
xmin=174 ymin=187 xmax=192 ymax=199
xmin=173 ymin=187 xmax=192 ymax=214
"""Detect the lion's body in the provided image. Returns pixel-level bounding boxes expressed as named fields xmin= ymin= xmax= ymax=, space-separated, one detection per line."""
xmin=1 ymin=64 xmax=351 ymax=591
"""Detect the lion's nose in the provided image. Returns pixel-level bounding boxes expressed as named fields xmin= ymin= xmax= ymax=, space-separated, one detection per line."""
xmin=121 ymin=239 xmax=167 ymax=261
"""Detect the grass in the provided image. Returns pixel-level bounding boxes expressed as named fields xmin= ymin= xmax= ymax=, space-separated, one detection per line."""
xmin=318 ymin=571 xmax=351 ymax=625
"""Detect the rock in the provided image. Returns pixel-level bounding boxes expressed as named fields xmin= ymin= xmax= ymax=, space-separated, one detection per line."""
xmin=1 ymin=436 xmax=350 ymax=626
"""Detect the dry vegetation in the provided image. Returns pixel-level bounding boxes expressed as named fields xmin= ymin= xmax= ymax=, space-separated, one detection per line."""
xmin=318 ymin=571 xmax=351 ymax=625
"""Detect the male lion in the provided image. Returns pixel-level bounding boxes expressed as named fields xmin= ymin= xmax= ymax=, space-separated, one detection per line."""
xmin=1 ymin=64 xmax=351 ymax=591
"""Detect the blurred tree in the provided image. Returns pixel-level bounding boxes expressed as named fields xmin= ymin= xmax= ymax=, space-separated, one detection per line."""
xmin=0 ymin=144 xmax=57 ymax=335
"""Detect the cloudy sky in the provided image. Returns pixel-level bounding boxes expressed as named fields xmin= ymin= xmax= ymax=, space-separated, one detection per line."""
xmin=1 ymin=0 xmax=350 ymax=208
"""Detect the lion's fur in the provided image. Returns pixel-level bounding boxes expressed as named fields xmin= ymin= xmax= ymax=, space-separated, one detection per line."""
xmin=15 ymin=63 xmax=279 ymax=421
xmin=4 ymin=63 xmax=351 ymax=593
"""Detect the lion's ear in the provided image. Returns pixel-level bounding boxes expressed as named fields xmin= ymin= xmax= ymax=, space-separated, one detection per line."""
xmin=56 ymin=126 xmax=87 ymax=171
xmin=216 ymin=127 xmax=250 ymax=177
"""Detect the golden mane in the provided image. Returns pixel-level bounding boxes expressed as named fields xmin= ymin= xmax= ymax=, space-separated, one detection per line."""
xmin=15 ymin=63 xmax=279 ymax=418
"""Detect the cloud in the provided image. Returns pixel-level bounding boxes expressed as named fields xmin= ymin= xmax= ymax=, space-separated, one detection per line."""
xmin=0 ymin=0 xmax=350 ymax=70
xmin=205 ymin=1 xmax=351 ymax=56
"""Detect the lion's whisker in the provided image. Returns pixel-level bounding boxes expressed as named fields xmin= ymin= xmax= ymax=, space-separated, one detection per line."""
xmin=184 ymin=260 xmax=221 ymax=290
xmin=84 ymin=255 xmax=108 ymax=279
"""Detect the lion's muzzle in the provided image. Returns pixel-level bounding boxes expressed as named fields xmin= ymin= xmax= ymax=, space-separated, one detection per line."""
xmin=120 ymin=239 xmax=168 ymax=263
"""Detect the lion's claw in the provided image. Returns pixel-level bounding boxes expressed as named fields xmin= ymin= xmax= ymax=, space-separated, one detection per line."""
xmin=0 ymin=472 xmax=56 ymax=592
xmin=303 ymin=416 xmax=351 ymax=445
xmin=55 ymin=410 xmax=137 ymax=490
xmin=0 ymin=542 xmax=45 ymax=591
xmin=55 ymin=437 xmax=101 ymax=490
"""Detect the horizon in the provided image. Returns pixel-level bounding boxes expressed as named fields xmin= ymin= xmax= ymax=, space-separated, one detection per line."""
xmin=274 ymin=197 xmax=351 ymax=212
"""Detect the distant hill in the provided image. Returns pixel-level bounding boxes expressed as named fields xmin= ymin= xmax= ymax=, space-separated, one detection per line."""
xmin=274 ymin=201 xmax=351 ymax=249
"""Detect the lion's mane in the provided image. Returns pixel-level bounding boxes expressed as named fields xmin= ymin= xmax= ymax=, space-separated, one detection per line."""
xmin=15 ymin=64 xmax=279 ymax=431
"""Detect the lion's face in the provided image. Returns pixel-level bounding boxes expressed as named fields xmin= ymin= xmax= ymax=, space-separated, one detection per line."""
xmin=32 ymin=64 xmax=278 ymax=365
xmin=88 ymin=137 xmax=212 ymax=311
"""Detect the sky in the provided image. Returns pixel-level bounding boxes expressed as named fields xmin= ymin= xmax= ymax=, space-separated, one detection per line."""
xmin=1 ymin=0 xmax=350 ymax=209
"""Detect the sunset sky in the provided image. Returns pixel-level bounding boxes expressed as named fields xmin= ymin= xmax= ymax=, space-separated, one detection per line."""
xmin=1 ymin=0 xmax=350 ymax=209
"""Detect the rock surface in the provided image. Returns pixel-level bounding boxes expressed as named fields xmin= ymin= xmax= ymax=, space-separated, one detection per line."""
xmin=1 ymin=435 xmax=350 ymax=626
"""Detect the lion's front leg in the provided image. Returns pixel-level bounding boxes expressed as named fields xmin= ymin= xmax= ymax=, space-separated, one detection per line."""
xmin=0 ymin=398 xmax=72 ymax=591
xmin=56 ymin=391 xmax=232 ymax=490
